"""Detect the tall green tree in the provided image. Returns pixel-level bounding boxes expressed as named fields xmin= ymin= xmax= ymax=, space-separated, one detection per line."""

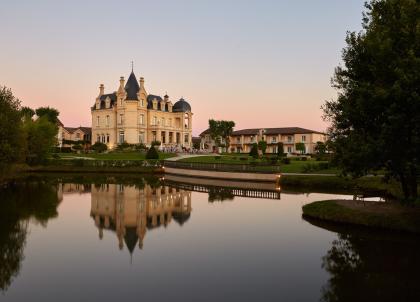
xmin=258 ymin=140 xmax=267 ymax=154
xmin=35 ymin=107 xmax=59 ymax=124
xmin=323 ymin=0 xmax=419 ymax=201
xmin=0 ymin=86 xmax=25 ymax=166
xmin=23 ymin=116 xmax=57 ymax=165
xmin=208 ymin=119 xmax=235 ymax=150
xmin=295 ymin=142 xmax=305 ymax=154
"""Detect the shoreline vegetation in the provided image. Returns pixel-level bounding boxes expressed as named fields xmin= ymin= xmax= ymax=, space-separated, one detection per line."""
xmin=302 ymin=200 xmax=420 ymax=234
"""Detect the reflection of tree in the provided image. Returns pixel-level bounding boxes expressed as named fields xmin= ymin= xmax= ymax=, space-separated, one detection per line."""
xmin=0 ymin=182 xmax=61 ymax=291
xmin=319 ymin=226 xmax=420 ymax=301
xmin=207 ymin=187 xmax=234 ymax=202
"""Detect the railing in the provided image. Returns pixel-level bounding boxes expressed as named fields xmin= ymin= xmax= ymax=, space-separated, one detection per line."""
xmin=163 ymin=160 xmax=281 ymax=174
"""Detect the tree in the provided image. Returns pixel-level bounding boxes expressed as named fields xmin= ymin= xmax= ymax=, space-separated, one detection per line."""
xmin=208 ymin=119 xmax=235 ymax=151
xmin=146 ymin=146 xmax=159 ymax=159
xmin=0 ymin=86 xmax=25 ymax=167
xmin=277 ymin=142 xmax=284 ymax=158
xmin=35 ymin=107 xmax=59 ymax=124
xmin=20 ymin=106 xmax=35 ymax=118
xmin=23 ymin=116 xmax=57 ymax=165
xmin=249 ymin=143 xmax=259 ymax=159
xmin=322 ymin=0 xmax=419 ymax=201
xmin=314 ymin=141 xmax=327 ymax=155
xmin=258 ymin=140 xmax=267 ymax=154
xmin=295 ymin=142 xmax=305 ymax=154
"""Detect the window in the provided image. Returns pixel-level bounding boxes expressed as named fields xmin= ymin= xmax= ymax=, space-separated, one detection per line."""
xmin=184 ymin=134 xmax=189 ymax=143
xmin=169 ymin=118 xmax=172 ymax=127
xmin=120 ymin=99 xmax=123 ymax=106
xmin=76 ymin=133 xmax=80 ymax=139
xmin=106 ymin=115 xmax=110 ymax=127
xmin=287 ymin=146 xmax=292 ymax=153
xmin=251 ymin=136 xmax=255 ymax=143
xmin=139 ymin=132 xmax=144 ymax=143
xmin=119 ymin=131 xmax=124 ymax=144
xmin=139 ymin=114 xmax=144 ymax=125
xmin=302 ymin=135 xmax=306 ymax=142
xmin=101 ymin=134 xmax=105 ymax=143
xmin=161 ymin=118 xmax=165 ymax=126
xmin=96 ymin=116 xmax=100 ymax=127
xmin=153 ymin=116 xmax=157 ymax=125
xmin=97 ymin=135 xmax=100 ymax=142
xmin=119 ymin=114 xmax=124 ymax=124
xmin=152 ymin=131 xmax=157 ymax=141
xmin=272 ymin=136 xmax=277 ymax=143
xmin=236 ymin=137 xmax=240 ymax=143
xmin=141 ymin=99 xmax=144 ymax=107
xmin=288 ymin=136 xmax=292 ymax=142
xmin=106 ymin=134 xmax=110 ymax=143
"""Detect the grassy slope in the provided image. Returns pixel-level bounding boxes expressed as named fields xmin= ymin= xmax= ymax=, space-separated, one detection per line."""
xmin=302 ymin=200 xmax=420 ymax=233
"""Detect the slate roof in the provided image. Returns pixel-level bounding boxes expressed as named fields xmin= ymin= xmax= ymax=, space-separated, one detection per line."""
xmin=173 ymin=98 xmax=191 ymax=112
xmin=125 ymin=72 xmax=140 ymax=100
xmin=63 ymin=126 xmax=91 ymax=134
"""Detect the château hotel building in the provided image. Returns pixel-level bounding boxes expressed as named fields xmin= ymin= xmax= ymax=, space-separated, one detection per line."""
xmin=91 ymin=71 xmax=193 ymax=149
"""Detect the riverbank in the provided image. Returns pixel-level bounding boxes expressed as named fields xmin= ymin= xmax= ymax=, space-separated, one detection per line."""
xmin=302 ymin=199 xmax=420 ymax=234
xmin=280 ymin=174 xmax=402 ymax=198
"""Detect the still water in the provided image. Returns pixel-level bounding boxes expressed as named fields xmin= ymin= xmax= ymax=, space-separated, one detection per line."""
xmin=0 ymin=175 xmax=419 ymax=302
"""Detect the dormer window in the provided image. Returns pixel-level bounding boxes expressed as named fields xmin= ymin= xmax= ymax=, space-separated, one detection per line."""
xmin=161 ymin=102 xmax=166 ymax=111
xmin=152 ymin=99 xmax=158 ymax=110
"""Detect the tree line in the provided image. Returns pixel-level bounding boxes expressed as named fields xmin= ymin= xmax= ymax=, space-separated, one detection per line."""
xmin=0 ymin=86 xmax=59 ymax=169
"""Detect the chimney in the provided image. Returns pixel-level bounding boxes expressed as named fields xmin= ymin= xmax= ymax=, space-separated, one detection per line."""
xmin=119 ymin=76 xmax=125 ymax=87
xmin=139 ymin=77 xmax=145 ymax=88
xmin=99 ymin=84 xmax=104 ymax=96
xmin=164 ymin=93 xmax=169 ymax=101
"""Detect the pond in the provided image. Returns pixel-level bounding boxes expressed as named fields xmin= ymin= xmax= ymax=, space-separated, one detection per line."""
xmin=0 ymin=174 xmax=419 ymax=301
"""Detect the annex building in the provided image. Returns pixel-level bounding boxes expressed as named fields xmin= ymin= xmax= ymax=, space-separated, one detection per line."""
xmin=91 ymin=70 xmax=193 ymax=149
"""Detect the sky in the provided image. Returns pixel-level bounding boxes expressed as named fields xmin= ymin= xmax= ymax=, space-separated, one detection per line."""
xmin=0 ymin=0 xmax=366 ymax=135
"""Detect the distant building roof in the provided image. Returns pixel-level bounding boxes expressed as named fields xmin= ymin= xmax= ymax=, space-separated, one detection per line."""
xmin=199 ymin=129 xmax=211 ymax=137
xmin=231 ymin=127 xmax=324 ymax=136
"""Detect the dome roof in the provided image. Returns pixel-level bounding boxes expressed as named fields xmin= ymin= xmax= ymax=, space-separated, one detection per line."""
xmin=173 ymin=98 xmax=191 ymax=112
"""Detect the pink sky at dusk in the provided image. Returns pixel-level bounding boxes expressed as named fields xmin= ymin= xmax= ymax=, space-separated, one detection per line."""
xmin=0 ymin=0 xmax=365 ymax=136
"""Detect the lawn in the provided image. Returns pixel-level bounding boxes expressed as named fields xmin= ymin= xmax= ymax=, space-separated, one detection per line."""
xmin=179 ymin=155 xmax=338 ymax=174
xmin=54 ymin=152 xmax=176 ymax=161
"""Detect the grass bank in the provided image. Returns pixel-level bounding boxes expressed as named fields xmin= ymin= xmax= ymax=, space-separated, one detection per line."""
xmin=302 ymin=199 xmax=420 ymax=234
xmin=280 ymin=175 xmax=402 ymax=198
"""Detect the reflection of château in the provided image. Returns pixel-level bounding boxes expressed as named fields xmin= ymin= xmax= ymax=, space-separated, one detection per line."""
xmin=57 ymin=183 xmax=92 ymax=201
xmin=90 ymin=184 xmax=191 ymax=253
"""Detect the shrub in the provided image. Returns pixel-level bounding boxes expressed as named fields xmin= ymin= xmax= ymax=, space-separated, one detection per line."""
xmin=91 ymin=142 xmax=107 ymax=153
xmin=240 ymin=157 xmax=248 ymax=161
xmin=301 ymin=157 xmax=307 ymax=161
xmin=146 ymin=146 xmax=159 ymax=159
xmin=151 ymin=141 xmax=161 ymax=147
xmin=282 ymin=158 xmax=290 ymax=164
xmin=135 ymin=143 xmax=147 ymax=151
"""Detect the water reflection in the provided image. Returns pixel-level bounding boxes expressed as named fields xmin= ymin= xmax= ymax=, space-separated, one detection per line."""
xmin=1 ymin=176 xmax=419 ymax=301
xmin=89 ymin=183 xmax=191 ymax=252
xmin=0 ymin=182 xmax=61 ymax=292
xmin=304 ymin=217 xmax=420 ymax=302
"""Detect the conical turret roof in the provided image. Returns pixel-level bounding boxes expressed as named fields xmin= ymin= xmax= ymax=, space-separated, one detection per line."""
xmin=125 ymin=72 xmax=140 ymax=100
